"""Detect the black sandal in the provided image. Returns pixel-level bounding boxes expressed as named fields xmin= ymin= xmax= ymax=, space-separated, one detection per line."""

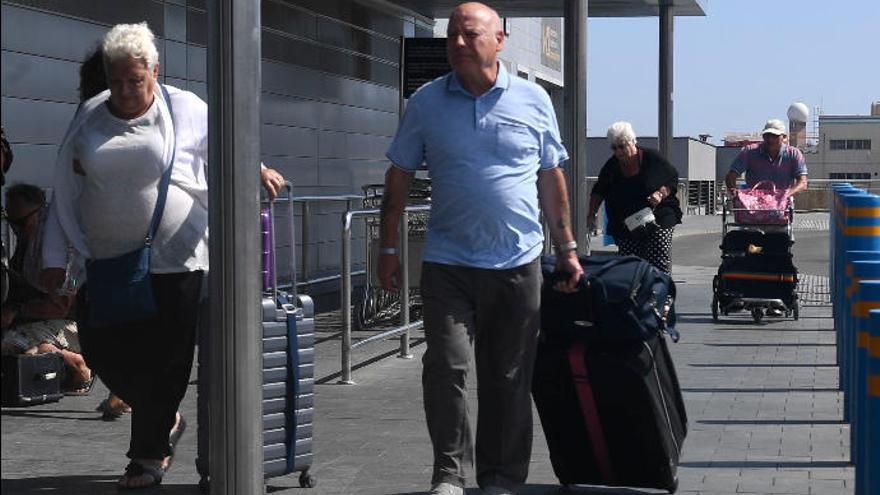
xmin=64 ymin=374 xmax=95 ymax=396
xmin=117 ymin=461 xmax=164 ymax=490
xmin=96 ymin=396 xmax=131 ymax=421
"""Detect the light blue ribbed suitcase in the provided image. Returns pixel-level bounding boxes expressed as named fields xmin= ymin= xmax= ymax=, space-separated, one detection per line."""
xmin=197 ymin=185 xmax=316 ymax=491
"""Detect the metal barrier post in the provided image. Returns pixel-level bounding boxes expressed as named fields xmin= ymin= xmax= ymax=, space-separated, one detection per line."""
xmin=867 ymin=309 xmax=880 ymax=495
xmin=340 ymin=212 xmax=355 ymax=385
xmin=399 ymin=210 xmax=413 ymax=359
xmin=337 ymin=206 xmax=427 ymax=383
xmin=853 ymin=281 xmax=880 ymax=495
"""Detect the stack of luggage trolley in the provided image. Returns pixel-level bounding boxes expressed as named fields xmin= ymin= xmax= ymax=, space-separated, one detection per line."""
xmin=533 ymin=254 xmax=687 ymax=493
xmin=712 ymin=193 xmax=798 ymax=323
xmin=354 ymin=178 xmax=430 ymax=330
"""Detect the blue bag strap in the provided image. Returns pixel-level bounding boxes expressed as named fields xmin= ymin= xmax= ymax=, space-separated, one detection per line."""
xmin=146 ymin=85 xmax=176 ymax=244
xmin=285 ymin=308 xmax=300 ymax=471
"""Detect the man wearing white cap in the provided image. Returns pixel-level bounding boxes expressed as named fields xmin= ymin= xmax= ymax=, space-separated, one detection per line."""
xmin=725 ymin=118 xmax=808 ymax=195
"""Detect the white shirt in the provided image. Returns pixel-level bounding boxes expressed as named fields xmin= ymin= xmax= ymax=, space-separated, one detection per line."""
xmin=44 ymin=85 xmax=210 ymax=274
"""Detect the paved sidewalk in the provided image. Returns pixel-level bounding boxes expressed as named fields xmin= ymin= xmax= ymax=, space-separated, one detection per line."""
xmin=2 ymin=216 xmax=848 ymax=495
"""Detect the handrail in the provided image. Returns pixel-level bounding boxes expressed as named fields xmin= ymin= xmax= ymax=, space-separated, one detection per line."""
xmin=290 ymin=194 xmax=362 ymax=287
xmin=340 ymin=204 xmax=431 ymax=384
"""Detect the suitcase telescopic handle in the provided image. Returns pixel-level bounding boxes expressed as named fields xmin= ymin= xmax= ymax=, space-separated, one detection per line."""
xmin=265 ymin=181 xmax=297 ymax=303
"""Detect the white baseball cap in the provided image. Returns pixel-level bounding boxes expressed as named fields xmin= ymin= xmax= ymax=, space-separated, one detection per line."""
xmin=761 ymin=119 xmax=787 ymax=136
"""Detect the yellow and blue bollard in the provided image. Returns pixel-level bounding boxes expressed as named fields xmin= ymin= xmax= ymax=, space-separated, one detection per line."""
xmin=834 ymin=189 xmax=871 ymax=369
xmin=833 ymin=256 xmax=880 ymax=421
xmin=843 ymin=259 xmax=880 ymax=422
xmin=831 ymin=183 xmax=855 ymax=299
xmin=867 ymin=309 xmax=880 ymax=495
xmin=853 ymin=281 xmax=880 ymax=495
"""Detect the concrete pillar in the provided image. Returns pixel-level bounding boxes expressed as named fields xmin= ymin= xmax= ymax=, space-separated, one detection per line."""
xmin=206 ymin=1 xmax=264 ymax=493
xmin=563 ymin=0 xmax=589 ymax=248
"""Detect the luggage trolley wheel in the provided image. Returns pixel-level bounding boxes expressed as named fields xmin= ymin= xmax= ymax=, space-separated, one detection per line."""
xmin=299 ymin=469 xmax=317 ymax=488
xmin=751 ymin=307 xmax=764 ymax=323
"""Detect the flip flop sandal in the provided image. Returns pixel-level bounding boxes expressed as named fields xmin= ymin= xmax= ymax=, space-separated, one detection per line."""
xmin=117 ymin=461 xmax=164 ymax=490
xmin=64 ymin=374 xmax=96 ymax=396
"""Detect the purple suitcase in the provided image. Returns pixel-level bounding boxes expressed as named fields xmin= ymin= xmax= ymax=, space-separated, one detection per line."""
xmin=261 ymin=206 xmax=275 ymax=293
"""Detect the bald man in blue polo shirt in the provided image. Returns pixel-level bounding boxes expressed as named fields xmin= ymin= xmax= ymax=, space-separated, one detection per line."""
xmin=379 ymin=3 xmax=582 ymax=495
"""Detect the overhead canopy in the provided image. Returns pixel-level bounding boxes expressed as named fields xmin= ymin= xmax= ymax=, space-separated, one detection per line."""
xmin=391 ymin=0 xmax=706 ymax=18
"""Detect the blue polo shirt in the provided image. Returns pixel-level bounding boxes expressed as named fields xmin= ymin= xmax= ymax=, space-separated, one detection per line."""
xmin=386 ymin=64 xmax=568 ymax=269
xmin=730 ymin=143 xmax=807 ymax=190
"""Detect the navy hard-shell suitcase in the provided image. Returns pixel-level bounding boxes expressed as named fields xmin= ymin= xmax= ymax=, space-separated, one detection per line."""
xmin=197 ymin=183 xmax=316 ymax=491
xmin=533 ymin=259 xmax=687 ymax=493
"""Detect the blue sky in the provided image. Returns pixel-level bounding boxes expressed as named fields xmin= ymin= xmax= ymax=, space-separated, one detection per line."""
xmin=585 ymin=0 xmax=879 ymax=143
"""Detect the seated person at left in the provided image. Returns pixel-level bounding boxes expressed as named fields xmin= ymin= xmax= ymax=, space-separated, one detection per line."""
xmin=1 ymin=183 xmax=92 ymax=394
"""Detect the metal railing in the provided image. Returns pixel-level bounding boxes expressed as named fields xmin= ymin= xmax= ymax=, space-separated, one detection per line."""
xmin=339 ymin=204 xmax=431 ymax=384
xmin=290 ymin=194 xmax=363 ymax=289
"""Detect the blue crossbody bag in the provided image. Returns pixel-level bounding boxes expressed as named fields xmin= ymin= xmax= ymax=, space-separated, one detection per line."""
xmin=86 ymin=85 xmax=176 ymax=328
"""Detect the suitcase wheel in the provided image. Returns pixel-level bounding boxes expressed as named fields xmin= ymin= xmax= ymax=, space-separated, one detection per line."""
xmin=299 ymin=469 xmax=317 ymax=488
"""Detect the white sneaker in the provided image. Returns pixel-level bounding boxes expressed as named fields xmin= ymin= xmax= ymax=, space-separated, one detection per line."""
xmin=482 ymin=487 xmax=514 ymax=495
xmin=429 ymin=482 xmax=464 ymax=495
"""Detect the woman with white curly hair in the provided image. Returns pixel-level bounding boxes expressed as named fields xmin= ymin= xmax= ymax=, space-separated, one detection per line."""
xmin=588 ymin=121 xmax=682 ymax=274
xmin=41 ymin=22 xmax=283 ymax=489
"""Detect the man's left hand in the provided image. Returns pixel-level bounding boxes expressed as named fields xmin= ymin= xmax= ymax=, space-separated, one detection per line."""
xmin=261 ymin=167 xmax=285 ymax=200
xmin=553 ymin=251 xmax=583 ymax=293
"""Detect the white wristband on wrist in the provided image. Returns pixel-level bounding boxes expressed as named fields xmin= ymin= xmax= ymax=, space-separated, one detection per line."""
xmin=555 ymin=240 xmax=577 ymax=254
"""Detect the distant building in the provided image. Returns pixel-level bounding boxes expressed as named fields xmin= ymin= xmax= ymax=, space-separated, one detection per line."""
xmin=716 ymin=102 xmax=880 ymax=182
xmin=811 ymin=104 xmax=880 ymax=180
xmin=722 ymin=132 xmax=762 ymax=148
xmin=715 ymin=145 xmax=741 ymax=182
